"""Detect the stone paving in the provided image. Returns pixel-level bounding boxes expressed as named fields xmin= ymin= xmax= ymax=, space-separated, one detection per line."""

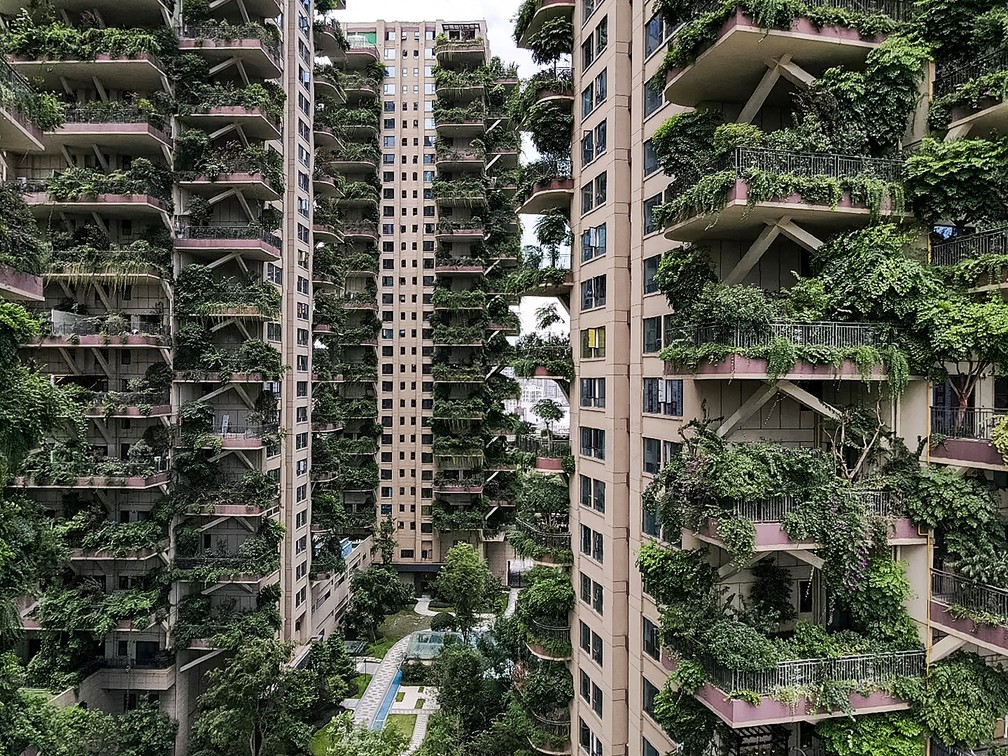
xmin=352 ymin=635 xmax=411 ymax=727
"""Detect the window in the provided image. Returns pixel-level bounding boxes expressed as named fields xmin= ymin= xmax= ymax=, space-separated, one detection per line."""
xmin=593 ymin=172 xmax=607 ymax=209
xmin=643 ymin=679 xmax=660 ymax=720
xmin=580 ymin=525 xmax=603 ymax=562
xmin=579 ymin=377 xmax=605 ymax=408
xmin=581 ymin=327 xmax=605 ymax=359
xmin=579 ymin=622 xmax=603 ymax=666
xmin=581 ymin=120 xmax=607 ymax=165
xmin=644 ymin=139 xmax=660 ymax=176
xmin=580 ymin=427 xmax=605 ymax=460
xmin=581 ymin=37 xmax=594 ymax=71
xmin=643 ymin=317 xmax=662 ymax=354
xmin=581 ymin=83 xmax=594 ymax=118
xmin=645 ymin=14 xmax=668 ymax=57
xmin=579 ymin=719 xmax=603 ymax=756
xmin=595 ymin=16 xmax=608 ymax=52
xmin=643 ymin=437 xmax=662 ymax=474
xmin=594 ymin=69 xmax=607 ymax=105
xmin=644 ymin=192 xmax=662 ymax=235
xmin=579 ymin=475 xmax=605 ymax=511
xmin=643 ymin=255 xmax=661 ymax=294
xmin=643 ymin=617 xmax=660 ymax=660
xmin=579 ymin=671 xmax=603 ymax=717
xmin=643 ymin=739 xmax=660 ymax=756
xmin=643 ymin=378 xmax=684 ymax=416
xmin=581 ymin=223 xmax=606 ymax=261
xmin=644 ymin=79 xmax=664 ymax=117
xmin=581 ymin=274 xmax=606 ymax=309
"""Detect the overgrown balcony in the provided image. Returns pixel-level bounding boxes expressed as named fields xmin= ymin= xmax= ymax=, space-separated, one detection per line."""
xmin=174 ymin=335 xmax=283 ymax=382
xmin=657 ymin=0 xmax=913 ymax=108
xmin=176 ymin=137 xmax=284 ymax=201
xmin=342 ymin=219 xmax=380 ymax=242
xmin=433 ymin=66 xmax=495 ymax=103
xmin=432 ymin=322 xmax=486 ymax=346
xmin=175 ymin=521 xmax=283 ymax=585
xmin=31 ymin=309 xmax=168 ymax=348
xmin=432 ymin=362 xmax=486 ymax=384
xmin=314 ymin=18 xmax=349 ymax=60
xmin=340 ymin=72 xmax=379 ymax=103
xmin=175 ymin=265 xmax=280 ymax=320
xmin=11 ymin=160 xmax=173 ymax=217
xmin=175 ymin=221 xmax=282 ymax=261
xmin=173 ymin=586 xmax=281 ymax=650
xmin=515 ymin=434 xmax=571 ymax=473
xmin=435 ymin=141 xmax=486 ymax=171
xmin=931 ymin=50 xmax=1008 ymax=134
xmin=517 ymin=156 xmax=573 ymax=215
xmin=80 ymin=388 xmax=172 ymax=418
xmin=179 ymin=22 xmax=283 ymax=79
xmin=513 ymin=334 xmax=574 ymax=381
xmin=63 ymin=512 xmax=166 ymax=560
xmin=15 ymin=440 xmax=170 ymax=489
xmin=0 ymin=59 xmax=48 ymax=152
xmin=516 ymin=566 xmax=574 ymax=661
xmin=314 ymin=460 xmax=379 ymax=491
xmin=432 ymin=177 xmax=488 ymax=207
xmin=930 ymin=406 xmax=1008 ymax=470
xmin=931 ymin=227 xmax=1008 ymax=292
xmin=432 ymin=499 xmax=489 ymax=532
xmin=178 ymin=82 xmax=284 ymax=140
xmin=313 ymin=63 xmax=345 ymax=102
xmin=664 ymin=321 xmax=894 ymax=380
xmin=182 ymin=471 xmax=280 ymax=518
xmin=515 ymin=67 xmax=574 ymax=113
xmin=5 ymin=18 xmax=171 ymax=91
xmin=54 ymin=102 xmax=171 ymax=154
xmin=931 ymin=570 xmax=1008 ymax=654
xmin=326 ymin=107 xmax=380 ymax=139
xmin=312 ymin=491 xmax=375 ymax=538
xmin=513 ymin=0 xmax=575 ymax=51
xmin=434 ymin=32 xmax=487 ymax=67
xmin=657 ymin=147 xmax=905 ymax=241
xmin=432 ymin=287 xmax=487 ymax=310
xmin=434 ymin=101 xmax=487 ymax=138
xmin=433 ymin=473 xmax=486 ymax=494
xmin=344 ymin=37 xmax=381 ymax=67
xmin=664 ymin=637 xmax=925 ymax=727
xmin=433 ymin=397 xmax=488 ymax=421
xmin=334 ymin=180 xmax=380 ymax=209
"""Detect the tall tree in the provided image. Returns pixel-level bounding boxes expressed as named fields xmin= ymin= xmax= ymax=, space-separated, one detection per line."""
xmin=321 ymin=713 xmax=407 ymax=756
xmin=343 ymin=566 xmax=412 ymax=642
xmin=434 ymin=544 xmax=497 ymax=641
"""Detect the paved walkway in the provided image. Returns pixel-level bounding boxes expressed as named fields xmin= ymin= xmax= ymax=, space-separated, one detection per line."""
xmin=405 ymin=712 xmax=430 ymax=755
xmin=505 ymin=587 xmax=519 ymax=617
xmin=414 ymin=597 xmax=438 ymax=617
xmin=353 ymin=635 xmax=411 ymax=728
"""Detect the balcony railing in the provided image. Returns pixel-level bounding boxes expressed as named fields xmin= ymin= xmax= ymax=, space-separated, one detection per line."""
xmin=691 ymin=321 xmax=877 ymax=350
xmin=62 ymin=105 xmax=171 ymax=135
xmin=528 ymin=618 xmax=570 ymax=645
xmin=667 ymin=147 xmax=903 ymax=199
xmin=177 ymin=222 xmax=282 ymax=249
xmin=732 ymin=489 xmax=901 ymax=523
xmin=932 ymin=744 xmax=994 ymax=756
xmin=930 ymin=407 xmax=1006 ymax=441
xmin=516 ymin=518 xmax=571 ymax=551
xmin=932 ymin=569 xmax=1008 ymax=623
xmin=96 ymin=653 xmax=173 ymax=670
xmin=932 ymin=227 xmax=1008 ymax=266
xmin=672 ymin=638 xmax=925 ymax=696
xmin=515 ymin=435 xmax=571 ymax=458
xmin=529 ymin=712 xmax=570 ymax=739
xmin=47 ymin=311 xmax=167 ymax=338
xmin=208 ymin=423 xmax=278 ymax=440
xmin=680 ymin=0 xmax=915 ymax=25
xmin=935 ymin=48 xmax=1008 ymax=99
xmin=180 ymin=24 xmax=282 ymax=66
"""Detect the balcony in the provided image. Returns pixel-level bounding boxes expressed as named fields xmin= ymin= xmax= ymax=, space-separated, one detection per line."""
xmin=94 ymin=655 xmax=175 ymax=692
xmin=314 ymin=19 xmax=348 ymax=60
xmin=667 ymin=321 xmax=887 ymax=379
xmin=0 ymin=264 xmax=42 ymax=302
xmin=664 ymin=644 xmax=925 ymax=727
xmin=661 ymin=0 xmax=910 ymax=108
xmin=527 ymin=712 xmax=571 ymax=756
xmin=11 ymin=52 xmax=167 ymax=92
xmin=526 ymin=618 xmax=571 ymax=661
xmin=432 ymin=363 xmax=486 ymax=384
xmin=435 ymin=147 xmax=485 ymax=172
xmin=81 ymin=390 xmax=172 ymax=418
xmin=434 ymin=35 xmax=487 ymax=67
xmin=335 ymin=181 xmax=380 ymax=209
xmin=532 ymin=67 xmax=574 ymax=106
xmin=516 ymin=0 xmax=575 ymax=49
xmin=517 ymin=160 xmax=573 ymax=215
xmin=660 ymin=148 xmax=905 ymax=241
xmin=179 ymin=24 xmax=282 ymax=79
xmin=935 ymin=50 xmax=1008 ymax=137
xmin=340 ymin=73 xmax=379 ymax=103
xmin=515 ymin=435 xmax=571 ymax=473
xmin=0 ymin=60 xmax=44 ymax=152
xmin=514 ymin=518 xmax=572 ymax=566
xmin=175 ymin=223 xmax=281 ymax=261
xmin=177 ymin=148 xmax=283 ymax=202
xmin=932 ymin=227 xmax=1008 ymax=291
xmin=931 ymin=569 xmax=1008 ymax=654
xmin=10 ymin=174 xmax=171 ymax=219
xmin=13 ymin=457 xmax=170 ymax=490
xmin=343 ymin=220 xmax=379 ymax=242
xmin=431 ymin=288 xmax=486 ymax=310
xmin=433 ymin=179 xmax=488 ymax=207
xmin=50 ymin=105 xmax=171 ymax=154
xmin=345 ymin=38 xmax=380 ymax=66
xmin=0 ymin=0 xmax=172 ymax=25
xmin=696 ymin=490 xmax=922 ymax=551
xmin=31 ymin=311 xmax=168 ymax=349
xmin=930 ymin=407 xmax=1007 ymax=471
xmin=175 ymin=554 xmax=281 ymax=587
xmin=434 ymin=105 xmax=487 ymax=138
xmin=182 ymin=104 xmax=280 ymax=141
xmin=435 ymin=256 xmax=485 ymax=275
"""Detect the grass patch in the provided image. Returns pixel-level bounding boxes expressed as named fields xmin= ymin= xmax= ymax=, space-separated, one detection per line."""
xmin=353 ymin=673 xmax=372 ymax=698
xmin=364 ymin=610 xmax=433 ymax=658
xmin=395 ymin=691 xmax=405 ymax=702
xmin=310 ymin=718 xmax=338 ymax=756
xmin=385 ymin=713 xmax=417 ymax=743
xmin=415 ymin=698 xmax=425 ymax=709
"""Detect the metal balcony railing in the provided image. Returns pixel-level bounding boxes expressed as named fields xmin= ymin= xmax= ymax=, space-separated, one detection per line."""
xmin=62 ymin=106 xmax=171 ymax=135
xmin=935 ymin=48 xmax=1008 ymax=99
xmin=732 ymin=489 xmax=901 ymax=523
xmin=47 ymin=311 xmax=167 ymax=337
xmin=97 ymin=653 xmax=173 ymax=670
xmin=931 ymin=227 xmax=1008 ymax=266
xmin=930 ymin=407 xmax=1007 ymax=441
xmin=177 ymin=222 xmax=282 ymax=250
xmin=691 ymin=321 xmax=877 ymax=350
xmin=932 ymin=744 xmax=993 ymax=756
xmin=529 ymin=618 xmax=571 ymax=645
xmin=671 ymin=638 xmax=925 ymax=696
xmin=516 ymin=518 xmax=571 ymax=551
xmin=530 ymin=712 xmax=571 ymax=739
xmin=684 ymin=0 xmax=915 ymax=22
xmin=515 ymin=435 xmax=571 ymax=458
xmin=180 ymin=24 xmax=281 ymax=66
xmin=932 ymin=569 xmax=1008 ymax=623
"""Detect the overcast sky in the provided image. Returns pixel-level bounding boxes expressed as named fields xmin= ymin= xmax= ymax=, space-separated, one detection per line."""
xmin=336 ymin=2 xmax=569 ymax=335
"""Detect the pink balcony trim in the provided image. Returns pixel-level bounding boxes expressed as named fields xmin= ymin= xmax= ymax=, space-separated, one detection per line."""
xmin=0 ymin=264 xmax=42 ymax=301
xmin=930 ymin=437 xmax=1005 ymax=470
xmin=930 ymin=600 xmax=1008 ymax=652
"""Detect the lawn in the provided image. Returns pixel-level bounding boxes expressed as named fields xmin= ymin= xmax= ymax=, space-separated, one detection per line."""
xmin=353 ymin=673 xmax=372 ymax=698
xmin=309 ymin=718 xmax=337 ymax=756
xmin=385 ymin=713 xmax=417 ymax=743
xmin=364 ymin=610 xmax=433 ymax=658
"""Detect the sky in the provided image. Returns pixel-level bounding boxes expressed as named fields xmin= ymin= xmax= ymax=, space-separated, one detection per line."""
xmin=337 ymin=0 xmax=570 ymax=335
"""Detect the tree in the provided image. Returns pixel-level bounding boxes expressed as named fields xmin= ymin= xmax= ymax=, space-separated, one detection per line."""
xmin=434 ymin=544 xmax=497 ymax=641
xmin=431 ymin=644 xmax=503 ymax=737
xmin=343 ymin=566 xmax=412 ymax=642
xmin=534 ymin=303 xmax=561 ymax=331
xmin=373 ymin=515 xmax=396 ymax=565
xmin=188 ymin=638 xmax=318 ymax=756
xmin=306 ymin=633 xmax=359 ymax=710
xmin=321 ymin=713 xmax=407 ymax=756
xmin=532 ymin=399 xmax=564 ymax=453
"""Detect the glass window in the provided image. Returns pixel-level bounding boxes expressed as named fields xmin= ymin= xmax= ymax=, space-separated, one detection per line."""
xmin=644 ymin=79 xmax=664 ymax=117
xmin=581 ymin=327 xmax=606 ymax=359
xmin=644 ymin=139 xmax=660 ymax=176
xmin=643 ymin=678 xmax=660 ymax=719
xmin=643 ymin=617 xmax=660 ymax=660
xmin=594 ymin=69 xmax=607 ymax=104
xmin=643 ymin=317 xmax=662 ymax=353
xmin=581 ymin=84 xmax=594 ymax=118
xmin=643 ymin=255 xmax=660 ymax=294
xmin=645 ymin=14 xmax=667 ymax=57
xmin=595 ymin=16 xmax=607 ymax=53
xmin=644 ymin=193 xmax=662 ymax=235
xmin=644 ymin=437 xmax=662 ymax=474
xmin=644 ymin=738 xmax=660 ymax=756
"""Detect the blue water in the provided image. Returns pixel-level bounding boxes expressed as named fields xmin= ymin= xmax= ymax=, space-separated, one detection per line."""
xmin=371 ymin=668 xmax=403 ymax=730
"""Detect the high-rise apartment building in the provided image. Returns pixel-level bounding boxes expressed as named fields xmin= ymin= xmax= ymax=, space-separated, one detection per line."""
xmin=0 ymin=0 xmax=381 ymax=749
xmin=514 ymin=0 xmax=1008 ymax=755
xmin=341 ymin=19 xmax=521 ymax=591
